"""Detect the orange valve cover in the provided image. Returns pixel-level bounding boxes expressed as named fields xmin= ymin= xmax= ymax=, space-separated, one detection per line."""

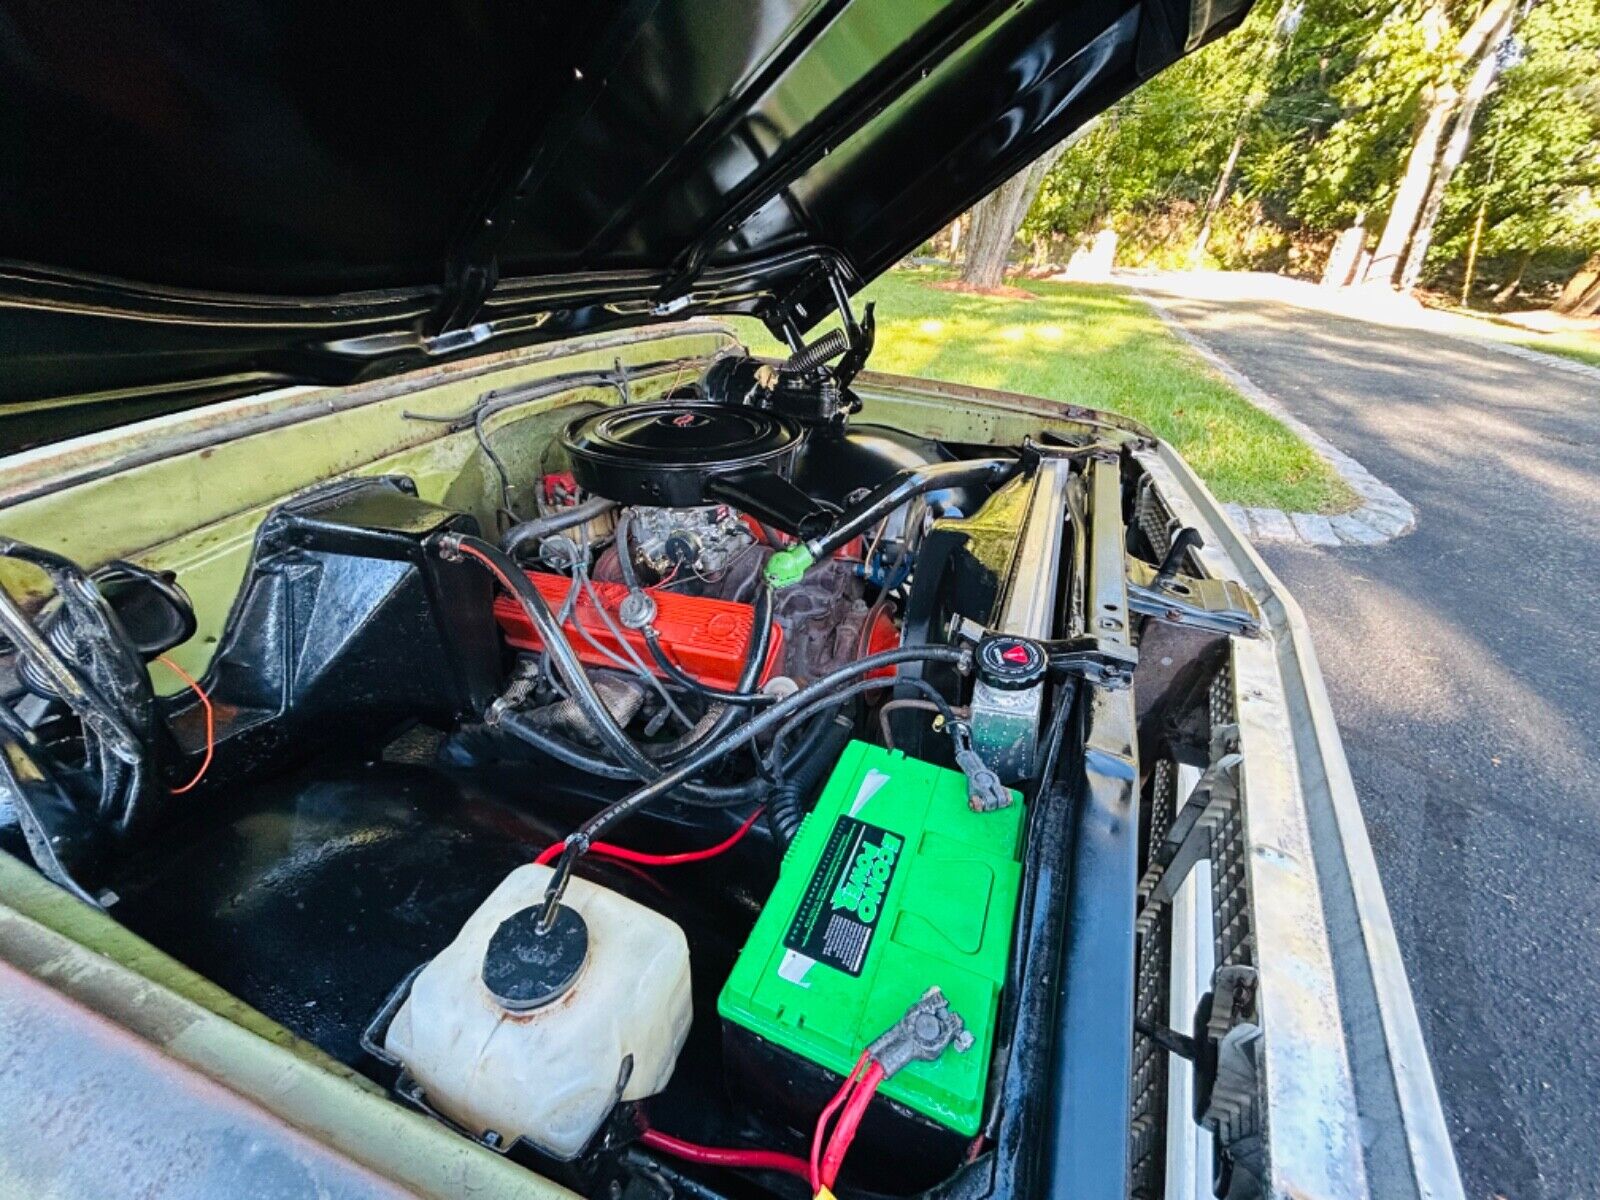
xmin=494 ymin=571 xmax=784 ymax=690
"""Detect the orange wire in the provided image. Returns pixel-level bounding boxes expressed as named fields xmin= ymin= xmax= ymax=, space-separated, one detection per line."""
xmin=156 ymin=655 xmax=213 ymax=794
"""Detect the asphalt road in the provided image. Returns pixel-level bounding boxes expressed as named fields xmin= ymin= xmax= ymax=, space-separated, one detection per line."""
xmin=1153 ymin=294 xmax=1600 ymax=1200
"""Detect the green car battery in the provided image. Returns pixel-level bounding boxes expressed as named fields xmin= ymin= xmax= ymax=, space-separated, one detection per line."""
xmin=718 ymin=740 xmax=1025 ymax=1137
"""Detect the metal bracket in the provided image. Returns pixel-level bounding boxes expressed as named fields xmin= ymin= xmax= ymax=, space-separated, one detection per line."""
xmin=823 ymin=271 xmax=875 ymax=392
xmin=1126 ymin=556 xmax=1262 ymax=639
xmin=948 ymin=620 xmax=1137 ymax=692
xmin=360 ymin=962 xmax=626 ymax=1163
xmin=426 ymin=257 xmax=499 ymax=339
xmin=1041 ymin=637 xmax=1139 ymax=689
xmin=1197 ymin=965 xmax=1262 ymax=1150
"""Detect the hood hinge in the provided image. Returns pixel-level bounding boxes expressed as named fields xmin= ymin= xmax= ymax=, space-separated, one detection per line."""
xmin=427 ymin=256 xmax=500 ymax=339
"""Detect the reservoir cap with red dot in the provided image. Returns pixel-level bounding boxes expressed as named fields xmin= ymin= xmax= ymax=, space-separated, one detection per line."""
xmin=975 ymin=636 xmax=1047 ymax=690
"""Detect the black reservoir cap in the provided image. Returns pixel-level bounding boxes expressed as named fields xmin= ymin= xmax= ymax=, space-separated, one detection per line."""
xmin=482 ymin=904 xmax=589 ymax=1011
xmin=975 ymin=636 xmax=1047 ymax=690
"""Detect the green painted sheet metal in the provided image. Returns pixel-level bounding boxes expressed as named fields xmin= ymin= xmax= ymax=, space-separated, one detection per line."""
xmin=0 ymin=324 xmax=734 ymax=689
xmin=0 ymin=847 xmax=379 ymax=1091
xmin=0 ymin=859 xmax=575 ymax=1200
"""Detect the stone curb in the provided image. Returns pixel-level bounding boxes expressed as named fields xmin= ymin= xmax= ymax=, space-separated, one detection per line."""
xmin=1454 ymin=335 xmax=1600 ymax=385
xmin=1135 ymin=290 xmax=1417 ymax=549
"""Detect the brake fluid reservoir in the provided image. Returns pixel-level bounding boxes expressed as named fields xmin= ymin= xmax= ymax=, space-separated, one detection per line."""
xmin=385 ymin=864 xmax=692 ymax=1159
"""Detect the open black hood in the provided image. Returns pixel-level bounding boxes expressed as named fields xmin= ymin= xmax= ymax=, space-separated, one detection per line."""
xmin=0 ymin=0 xmax=1247 ymax=445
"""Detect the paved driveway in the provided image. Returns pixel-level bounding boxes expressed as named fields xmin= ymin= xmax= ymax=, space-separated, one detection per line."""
xmin=1149 ymin=289 xmax=1600 ymax=1200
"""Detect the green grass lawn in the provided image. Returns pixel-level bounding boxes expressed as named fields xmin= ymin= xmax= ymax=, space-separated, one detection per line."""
xmin=1506 ymin=331 xmax=1600 ymax=368
xmin=1429 ymin=301 xmax=1600 ymax=369
xmin=729 ymin=267 xmax=1355 ymax=514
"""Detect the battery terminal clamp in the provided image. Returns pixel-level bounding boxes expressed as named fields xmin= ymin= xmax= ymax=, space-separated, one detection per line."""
xmin=807 ymin=987 xmax=974 ymax=1194
xmin=868 ymin=986 xmax=975 ymax=1077
xmin=947 ymin=721 xmax=1011 ymax=813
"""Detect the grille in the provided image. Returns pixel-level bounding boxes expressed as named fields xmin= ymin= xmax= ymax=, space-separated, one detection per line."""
xmin=1131 ymin=902 xmax=1173 ymax=1198
xmin=1148 ymin=758 xmax=1177 ymax=846
xmin=1208 ymin=659 xmax=1234 ymax=729
xmin=1207 ymin=664 xmax=1253 ymax=969
xmin=1136 ymin=478 xmax=1174 ymax=559
xmin=1128 ymin=664 xmax=1257 ymax=1196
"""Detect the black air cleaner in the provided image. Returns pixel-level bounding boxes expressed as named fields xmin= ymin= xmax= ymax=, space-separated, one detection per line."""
xmin=561 ymin=403 xmax=833 ymax=535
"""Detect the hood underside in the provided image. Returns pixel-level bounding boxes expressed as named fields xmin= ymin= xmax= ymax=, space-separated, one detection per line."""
xmin=0 ymin=0 xmax=1247 ymax=445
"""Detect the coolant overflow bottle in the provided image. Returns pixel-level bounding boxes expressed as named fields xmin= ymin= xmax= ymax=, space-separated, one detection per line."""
xmin=969 ymin=635 xmax=1048 ymax=784
xmin=385 ymin=864 xmax=692 ymax=1158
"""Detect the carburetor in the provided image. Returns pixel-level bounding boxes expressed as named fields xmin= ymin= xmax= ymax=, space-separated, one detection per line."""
xmin=626 ymin=504 xmax=754 ymax=578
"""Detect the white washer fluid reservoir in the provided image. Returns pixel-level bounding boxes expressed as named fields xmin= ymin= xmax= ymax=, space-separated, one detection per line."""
xmin=385 ymin=863 xmax=692 ymax=1159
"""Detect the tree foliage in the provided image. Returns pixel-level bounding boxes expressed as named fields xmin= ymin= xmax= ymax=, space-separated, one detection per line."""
xmin=1020 ymin=0 xmax=1600 ymax=303
xmin=1433 ymin=0 xmax=1600 ymax=265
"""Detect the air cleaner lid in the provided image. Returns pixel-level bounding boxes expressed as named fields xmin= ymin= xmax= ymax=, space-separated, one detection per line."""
xmin=562 ymin=403 xmax=801 ymax=471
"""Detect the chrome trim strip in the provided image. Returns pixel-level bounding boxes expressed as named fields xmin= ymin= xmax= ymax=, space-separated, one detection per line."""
xmin=1166 ymin=820 xmax=1216 ymax=1200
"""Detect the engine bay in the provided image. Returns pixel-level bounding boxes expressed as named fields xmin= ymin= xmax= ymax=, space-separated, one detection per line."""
xmin=0 ymin=320 xmax=1265 ymax=1200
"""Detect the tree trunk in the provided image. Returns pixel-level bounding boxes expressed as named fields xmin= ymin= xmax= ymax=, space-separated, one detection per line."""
xmin=1491 ymin=248 xmax=1532 ymax=305
xmin=1364 ymin=88 xmax=1459 ymax=287
xmin=1363 ymin=0 xmax=1515 ymax=289
xmin=959 ymin=145 xmax=1066 ymax=290
xmin=1460 ymin=194 xmax=1488 ymax=305
xmin=1398 ymin=1 xmax=1516 ymax=292
xmin=1554 ymin=251 xmax=1600 ymax=316
xmin=1192 ymin=131 xmax=1246 ymax=263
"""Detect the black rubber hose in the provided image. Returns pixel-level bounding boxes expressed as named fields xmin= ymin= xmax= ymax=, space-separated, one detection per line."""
xmin=0 ymin=540 xmax=155 ymax=832
xmin=804 ymin=457 xmax=1019 ymax=562
xmin=771 ymin=674 xmax=956 ymax=770
xmin=491 ymin=709 xmax=765 ymax=807
xmin=617 ymin=512 xmax=777 ymax=710
xmin=536 ymin=665 xmax=962 ymax=926
xmin=503 ymin=497 xmax=618 ymax=559
xmin=643 ymin=629 xmax=776 ymax=707
xmin=652 ymin=585 xmax=778 ymax=761
xmin=493 ymin=552 xmax=776 ymax=780
xmin=767 ymin=704 xmax=856 ymax=846
xmin=0 ymin=541 xmax=145 ymax=749
xmin=559 ymin=644 xmax=968 ymax=854
xmin=760 ymin=674 xmax=956 ymax=848
xmin=614 ymin=511 xmax=645 ymax=592
xmin=444 ymin=534 xmax=665 ymax=785
xmin=495 ymin=682 xmax=844 ymax=809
